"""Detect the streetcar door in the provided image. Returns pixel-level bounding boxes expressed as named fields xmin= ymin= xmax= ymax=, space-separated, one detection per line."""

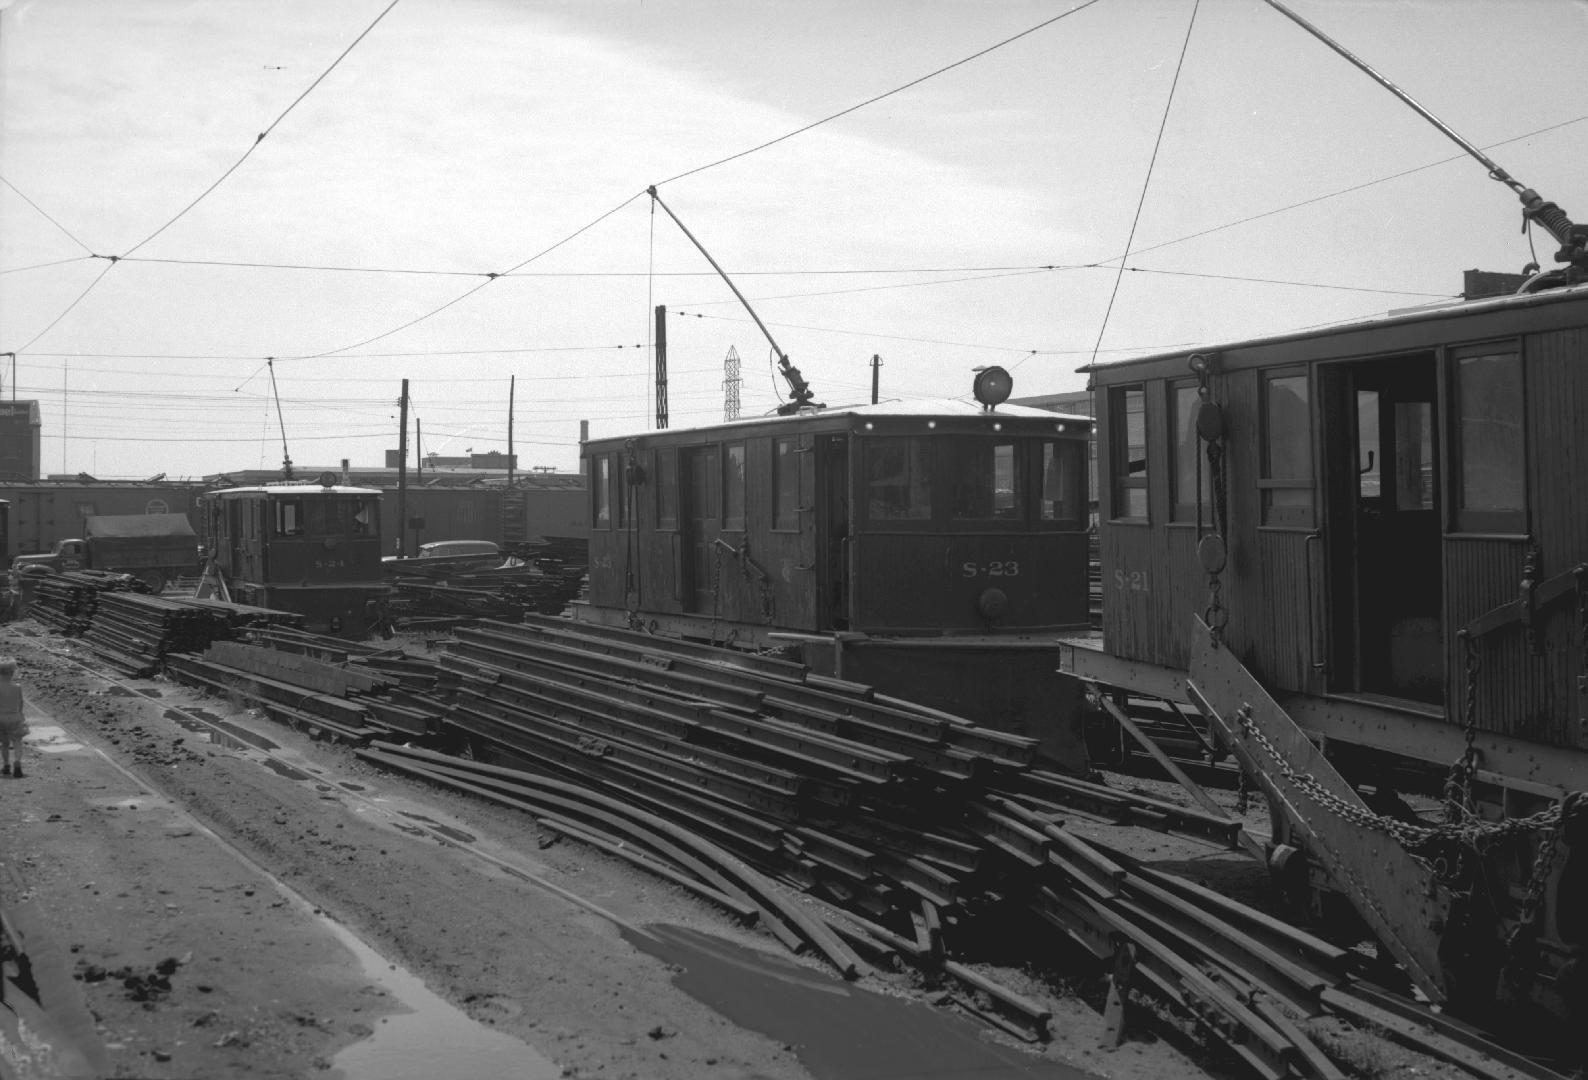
xmin=681 ymin=445 xmax=720 ymax=614
xmin=1322 ymin=355 xmax=1442 ymax=703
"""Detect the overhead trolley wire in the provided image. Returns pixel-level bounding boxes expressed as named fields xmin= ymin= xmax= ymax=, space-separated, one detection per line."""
xmin=654 ymin=0 xmax=1105 ymax=188
xmin=1084 ymin=0 xmax=1202 ymax=370
xmin=1 ymin=1 xmax=401 ymax=359
xmin=282 ymin=190 xmax=646 ymax=360
xmin=9 ymin=261 xmax=118 ymax=355
xmin=0 ymin=175 xmax=97 ymax=255
xmin=121 ymin=0 xmax=403 ymax=258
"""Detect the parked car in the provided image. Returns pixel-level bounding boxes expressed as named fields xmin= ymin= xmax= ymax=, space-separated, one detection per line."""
xmin=383 ymin=539 xmax=503 ymax=576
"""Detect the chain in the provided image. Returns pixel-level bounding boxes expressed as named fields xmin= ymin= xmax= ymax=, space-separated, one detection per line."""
xmin=1229 ymin=701 xmax=1573 ymax=862
xmin=1504 ymin=793 xmax=1581 ymax=958
xmin=1578 ymin=576 xmax=1588 ymax=744
xmin=1191 ymin=353 xmax=1230 ymax=645
xmin=1443 ymin=631 xmax=1482 ymax=823
xmin=709 ymin=540 xmax=725 ymax=646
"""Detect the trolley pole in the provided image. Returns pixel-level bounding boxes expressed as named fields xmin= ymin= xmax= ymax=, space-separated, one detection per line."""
xmin=655 ymin=305 xmax=669 ymax=429
xmin=396 ymin=379 xmax=409 ymax=558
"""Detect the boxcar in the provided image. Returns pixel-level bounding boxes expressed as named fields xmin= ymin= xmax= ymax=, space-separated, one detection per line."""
xmin=1067 ymin=281 xmax=1588 ymax=1021
xmin=199 ymin=479 xmax=389 ymax=639
xmin=578 ymin=394 xmax=1095 ymax=767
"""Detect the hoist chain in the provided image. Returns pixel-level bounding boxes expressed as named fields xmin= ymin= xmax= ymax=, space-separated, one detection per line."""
xmin=1229 ymin=701 xmax=1576 ymax=869
xmin=1505 ymin=792 xmax=1583 ymax=960
xmin=1191 ymin=353 xmax=1230 ymax=645
xmin=709 ymin=540 xmax=725 ymax=646
xmin=1443 ymin=631 xmax=1482 ymax=823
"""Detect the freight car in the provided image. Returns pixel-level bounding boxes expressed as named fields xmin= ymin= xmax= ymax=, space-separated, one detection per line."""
xmin=0 ymin=479 xmax=206 ymax=562
xmin=197 ymin=477 xmax=389 ymax=639
xmin=1064 ymin=280 xmax=1588 ymax=1025
xmin=576 ymin=372 xmax=1096 ymax=767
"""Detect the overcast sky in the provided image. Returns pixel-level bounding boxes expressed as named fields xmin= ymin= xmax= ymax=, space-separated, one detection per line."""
xmin=1 ymin=0 xmax=1584 ymax=479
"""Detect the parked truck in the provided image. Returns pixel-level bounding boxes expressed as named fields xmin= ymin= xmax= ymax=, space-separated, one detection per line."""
xmin=11 ymin=513 xmax=200 ymax=593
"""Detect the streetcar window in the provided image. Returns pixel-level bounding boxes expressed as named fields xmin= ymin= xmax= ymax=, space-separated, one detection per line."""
xmin=1394 ymin=401 xmax=1434 ymax=512
xmin=773 ymin=437 xmax=800 ymax=531
xmin=1170 ymin=382 xmax=1211 ymax=523
xmin=1452 ymin=346 xmax=1524 ymax=533
xmin=305 ymin=498 xmax=348 ymax=536
xmin=1109 ymin=387 xmax=1148 ymax=521
xmin=352 ymin=499 xmax=375 ymax=535
xmin=276 ymin=498 xmax=304 ymax=536
xmin=724 ymin=443 xmax=746 ymax=530
xmin=947 ymin=438 xmax=1026 ymax=524
xmin=1260 ymin=371 xmax=1314 ymax=528
xmin=655 ymin=448 xmax=678 ymax=530
xmin=592 ymin=456 xmax=611 ymax=529
xmin=1040 ymin=439 xmax=1083 ymax=524
xmin=865 ymin=437 xmax=932 ymax=521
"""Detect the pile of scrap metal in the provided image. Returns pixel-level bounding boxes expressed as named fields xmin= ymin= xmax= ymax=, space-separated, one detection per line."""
xmin=345 ymin=614 xmax=1558 ymax=1080
xmin=164 ymin=628 xmax=451 ymax=745
xmin=385 ymin=557 xmax=587 ymax=631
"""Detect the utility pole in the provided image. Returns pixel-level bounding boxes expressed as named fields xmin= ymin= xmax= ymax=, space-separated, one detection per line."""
xmin=507 ymin=374 xmax=516 ymax=486
xmin=871 ymin=354 xmax=882 ymax=405
xmin=654 ymin=305 xmax=669 ymax=429
xmin=396 ymin=379 xmax=409 ymax=558
xmin=416 ymin=419 xmax=423 ymax=483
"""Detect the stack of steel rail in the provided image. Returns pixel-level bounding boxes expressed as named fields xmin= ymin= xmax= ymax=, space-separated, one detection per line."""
xmin=162 ymin=628 xmax=454 ymax=745
xmin=352 ymin=616 xmax=1565 ymax=1080
xmin=80 ymin=593 xmax=245 ymax=677
xmin=24 ymin=570 xmax=152 ymax=638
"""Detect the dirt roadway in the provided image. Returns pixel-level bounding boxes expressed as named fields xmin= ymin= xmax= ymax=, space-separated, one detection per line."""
xmin=0 ymin=623 xmax=1465 ymax=1080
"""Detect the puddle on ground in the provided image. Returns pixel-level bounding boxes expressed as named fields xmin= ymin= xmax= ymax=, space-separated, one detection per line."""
xmin=22 ymin=723 xmax=84 ymax=753
xmin=164 ymin=708 xmax=279 ymax=752
xmin=625 ymin=924 xmax=1094 ymax=1080
xmin=340 ymin=782 xmax=367 ymax=792
xmin=398 ymin=812 xmax=476 ymax=844
xmin=326 ymin=918 xmax=558 ymax=1080
xmin=260 ymin=757 xmax=313 ymax=782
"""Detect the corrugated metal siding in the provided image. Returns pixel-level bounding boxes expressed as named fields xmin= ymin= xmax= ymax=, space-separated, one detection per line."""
xmin=1256 ymin=530 xmax=1315 ymax=689
xmin=1444 ymin=538 xmax=1553 ymax=741
xmin=1519 ymin=326 xmax=1588 ymax=748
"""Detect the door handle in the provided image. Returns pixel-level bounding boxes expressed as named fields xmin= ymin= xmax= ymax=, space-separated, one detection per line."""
xmin=1305 ymin=532 xmax=1325 ymax=673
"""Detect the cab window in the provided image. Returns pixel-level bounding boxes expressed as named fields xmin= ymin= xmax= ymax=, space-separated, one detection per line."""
xmin=946 ymin=438 xmax=1025 ymax=524
xmin=865 ymin=437 xmax=933 ymax=522
xmin=275 ymin=498 xmax=304 ymax=536
xmin=1451 ymin=345 xmax=1524 ymax=533
xmin=1260 ymin=370 xmax=1314 ymax=528
xmin=1109 ymin=387 xmax=1148 ymax=521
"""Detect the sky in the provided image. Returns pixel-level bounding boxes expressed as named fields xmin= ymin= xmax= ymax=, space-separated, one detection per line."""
xmin=0 ymin=0 xmax=1584 ymax=480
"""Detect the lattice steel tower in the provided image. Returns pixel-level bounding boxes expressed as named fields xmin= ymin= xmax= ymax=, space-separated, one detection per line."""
xmin=723 ymin=345 xmax=742 ymax=421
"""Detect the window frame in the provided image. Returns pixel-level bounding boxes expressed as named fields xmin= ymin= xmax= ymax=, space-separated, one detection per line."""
xmin=1258 ymin=367 xmax=1316 ymax=530
xmin=1168 ymin=379 xmax=1211 ymax=524
xmin=771 ymin=436 xmax=801 ymax=532
xmin=1108 ymin=385 xmax=1149 ymax=523
xmin=654 ymin=446 xmax=678 ymax=531
xmin=591 ymin=453 xmax=612 ymax=531
xmin=1035 ymin=436 xmax=1086 ymax=529
xmin=1448 ymin=341 xmax=1527 ymax=536
xmin=722 ymin=442 xmax=747 ymax=531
